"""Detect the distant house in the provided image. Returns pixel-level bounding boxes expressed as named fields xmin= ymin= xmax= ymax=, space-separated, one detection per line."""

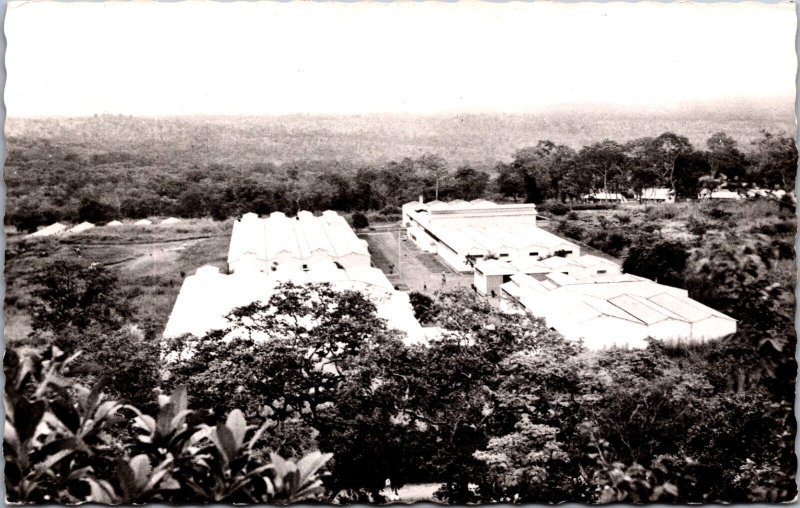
xmin=26 ymin=222 xmax=68 ymax=239
xmin=640 ymin=187 xmax=675 ymax=203
xmin=583 ymin=191 xmax=628 ymax=203
xmin=700 ymin=189 xmax=742 ymax=200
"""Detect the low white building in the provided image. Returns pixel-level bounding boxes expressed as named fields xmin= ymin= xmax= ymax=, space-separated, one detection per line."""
xmin=500 ymin=272 xmax=736 ymax=349
xmin=700 ymin=189 xmax=742 ymax=200
xmin=640 ymin=188 xmax=675 ymax=203
xmin=474 ymin=254 xmax=621 ymax=295
xmin=163 ymin=263 xmax=425 ymax=344
xmin=403 ymin=200 xmax=579 ymax=272
xmin=583 ymin=191 xmax=628 ymax=203
xmin=227 ymin=211 xmax=371 ymax=273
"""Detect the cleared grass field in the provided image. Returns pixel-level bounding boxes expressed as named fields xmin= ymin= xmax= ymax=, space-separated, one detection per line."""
xmin=4 ymin=219 xmax=231 ymax=344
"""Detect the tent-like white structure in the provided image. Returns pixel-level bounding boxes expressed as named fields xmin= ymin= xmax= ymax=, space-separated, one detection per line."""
xmin=160 ymin=217 xmax=183 ymax=225
xmin=66 ymin=222 xmax=95 ymax=235
xmin=26 ymin=222 xmax=68 ymax=239
xmin=106 ymin=220 xmax=124 ymax=227
xmin=227 ymin=211 xmax=371 ymax=274
xmin=134 ymin=219 xmax=153 ymax=226
xmin=500 ymin=272 xmax=736 ymax=349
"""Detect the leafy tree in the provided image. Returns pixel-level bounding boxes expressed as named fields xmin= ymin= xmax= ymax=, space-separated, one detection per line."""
xmin=672 ymin=151 xmax=711 ymax=199
xmin=749 ymin=130 xmax=798 ymax=189
xmin=451 ymin=165 xmax=490 ymax=200
xmin=28 ymin=256 xmax=131 ymax=342
xmin=351 ymin=212 xmax=369 ymax=230
xmin=408 ymin=291 xmax=437 ymax=324
xmin=572 ymin=140 xmax=628 ymax=194
xmin=622 ymin=237 xmax=689 ymax=287
xmin=9 ymin=198 xmax=61 ymax=233
xmin=4 ymin=346 xmax=332 ymax=504
xmin=706 ymin=132 xmax=748 ymax=181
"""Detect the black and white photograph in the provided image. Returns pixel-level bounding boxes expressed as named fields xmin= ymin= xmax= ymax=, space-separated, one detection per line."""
xmin=3 ymin=1 xmax=798 ymax=504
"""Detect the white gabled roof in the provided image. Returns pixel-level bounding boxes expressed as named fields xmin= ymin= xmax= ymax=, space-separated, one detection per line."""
xmin=27 ymin=222 xmax=68 ymax=238
xmin=66 ymin=222 xmax=95 ymax=235
xmin=164 ymin=262 xmax=422 ymax=343
xmin=228 ymin=210 xmax=369 ymax=269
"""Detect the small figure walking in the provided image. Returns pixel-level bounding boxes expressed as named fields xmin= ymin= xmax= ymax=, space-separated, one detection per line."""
xmin=423 ymin=283 xmax=427 ymax=292
xmin=441 ymin=271 xmax=447 ymax=286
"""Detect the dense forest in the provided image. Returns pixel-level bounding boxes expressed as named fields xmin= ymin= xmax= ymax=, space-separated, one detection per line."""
xmin=4 ymin=115 xmax=797 ymax=232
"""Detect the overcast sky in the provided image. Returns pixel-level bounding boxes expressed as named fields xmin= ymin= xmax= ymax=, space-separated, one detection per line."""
xmin=5 ymin=1 xmax=797 ymax=117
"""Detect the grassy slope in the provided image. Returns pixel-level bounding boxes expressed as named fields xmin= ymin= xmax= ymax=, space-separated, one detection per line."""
xmin=4 ymin=219 xmax=230 ymax=344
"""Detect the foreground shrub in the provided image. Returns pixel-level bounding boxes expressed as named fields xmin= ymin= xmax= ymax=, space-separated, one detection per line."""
xmin=4 ymin=346 xmax=331 ymax=504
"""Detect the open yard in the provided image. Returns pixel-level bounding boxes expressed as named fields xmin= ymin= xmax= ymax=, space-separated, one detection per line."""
xmin=360 ymin=229 xmax=473 ymax=295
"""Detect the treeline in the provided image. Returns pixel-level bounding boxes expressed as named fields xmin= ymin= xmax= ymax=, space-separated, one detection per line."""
xmin=5 ymin=129 xmax=796 ymax=232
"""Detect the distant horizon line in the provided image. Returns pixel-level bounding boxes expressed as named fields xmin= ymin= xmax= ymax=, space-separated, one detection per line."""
xmin=6 ymin=96 xmax=795 ymax=121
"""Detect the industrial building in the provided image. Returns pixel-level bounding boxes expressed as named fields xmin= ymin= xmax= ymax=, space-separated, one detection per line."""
xmin=474 ymin=254 xmax=621 ymax=295
xmin=228 ymin=211 xmax=370 ymax=273
xmin=402 ymin=199 xmax=580 ymax=272
xmin=163 ymin=263 xmax=425 ymax=343
xmin=500 ymin=272 xmax=736 ymax=349
xmin=166 ymin=210 xmax=425 ymax=345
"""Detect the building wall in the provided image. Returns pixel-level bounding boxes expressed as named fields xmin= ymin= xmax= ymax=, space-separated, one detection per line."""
xmin=691 ymin=316 xmax=737 ymax=341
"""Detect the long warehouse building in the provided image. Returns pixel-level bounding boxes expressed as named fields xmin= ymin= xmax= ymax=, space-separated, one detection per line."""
xmin=228 ymin=211 xmax=371 ymax=273
xmin=402 ymin=199 xmax=580 ymax=272
xmin=166 ymin=210 xmax=426 ymax=345
xmin=500 ymin=272 xmax=736 ymax=349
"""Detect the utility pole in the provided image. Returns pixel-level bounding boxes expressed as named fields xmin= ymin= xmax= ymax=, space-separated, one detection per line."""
xmin=397 ymin=230 xmax=402 ymax=278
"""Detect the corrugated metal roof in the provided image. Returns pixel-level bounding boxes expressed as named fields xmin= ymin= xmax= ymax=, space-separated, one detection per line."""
xmin=229 ymin=211 xmax=368 ymax=269
xmin=608 ymin=294 xmax=669 ymax=325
